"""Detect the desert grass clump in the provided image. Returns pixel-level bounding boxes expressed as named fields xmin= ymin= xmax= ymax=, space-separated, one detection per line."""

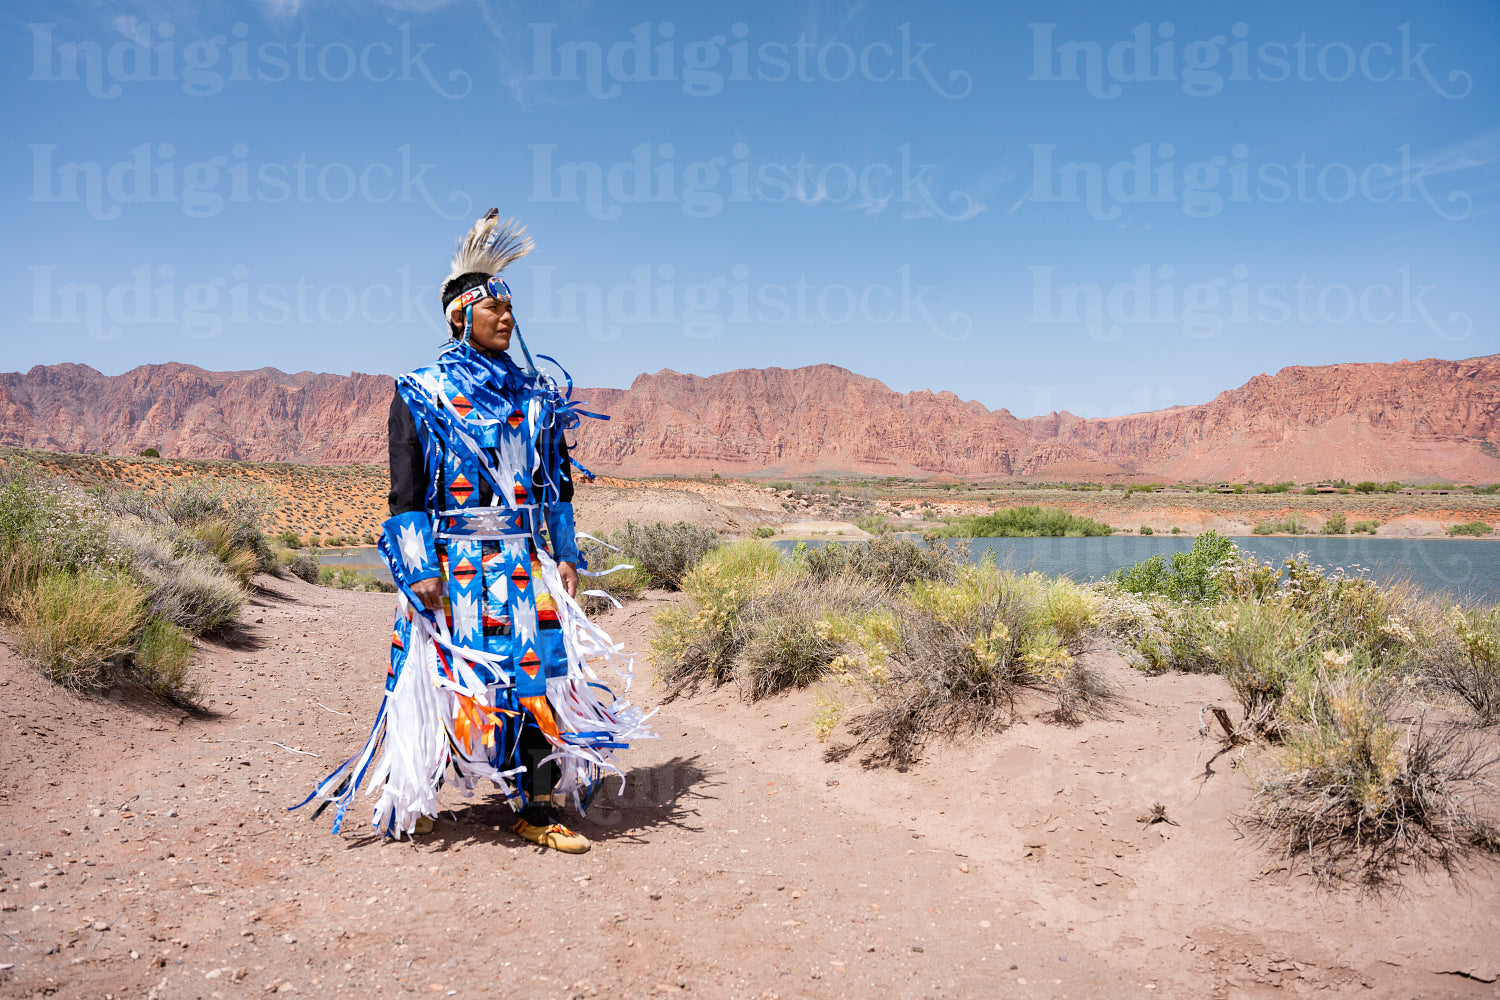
xmin=11 ymin=571 xmax=147 ymax=691
xmin=109 ymin=519 xmax=246 ymax=635
xmin=612 ymin=521 xmax=721 ymax=590
xmin=1197 ymin=599 xmax=1315 ymax=737
xmin=1257 ymin=670 xmax=1497 ymax=883
xmin=131 ymin=617 xmax=201 ymax=705
xmin=155 ymin=480 xmax=278 ymax=573
xmin=1428 ymin=605 xmax=1500 ymax=723
xmin=846 ymin=564 xmax=1106 ymax=767
xmin=652 ymin=540 xmax=786 ymax=692
xmin=739 ymin=575 xmax=891 ymax=700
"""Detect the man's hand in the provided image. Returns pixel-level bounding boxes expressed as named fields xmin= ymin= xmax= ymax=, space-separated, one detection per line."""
xmin=558 ymin=561 xmax=578 ymax=599
xmin=410 ymin=577 xmax=443 ymax=611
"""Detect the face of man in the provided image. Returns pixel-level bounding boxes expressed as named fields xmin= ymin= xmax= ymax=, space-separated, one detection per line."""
xmin=455 ymin=296 xmax=514 ymax=356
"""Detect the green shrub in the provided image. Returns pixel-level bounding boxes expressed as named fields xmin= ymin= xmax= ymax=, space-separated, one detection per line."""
xmin=1113 ymin=530 xmax=1235 ymax=602
xmin=279 ymin=529 xmax=303 ymax=549
xmin=1253 ymin=515 xmax=1306 ymax=535
xmin=1139 ymin=526 xmax=1154 ymax=535
xmin=307 ymin=535 xmax=322 ymax=548
xmin=949 ymin=506 xmax=1114 ymax=537
xmin=1321 ymin=512 xmax=1348 ymax=535
xmin=138 ymin=448 xmax=160 ymax=458
xmin=1171 ymin=526 xmax=1182 ymax=534
xmin=752 ymin=526 xmax=776 ymax=539
xmin=612 ymin=521 xmax=720 ymax=590
xmin=1354 ymin=481 xmax=1378 ymax=494
xmin=855 ymin=515 xmax=890 ymax=535
xmin=317 ymin=566 xmax=395 ymax=593
xmin=1447 ymin=521 xmax=1492 ymax=537
xmin=132 ymin=617 xmax=200 ymax=705
xmin=12 ymin=571 xmax=147 ymax=691
xmin=1350 ymin=520 xmax=1380 ymax=535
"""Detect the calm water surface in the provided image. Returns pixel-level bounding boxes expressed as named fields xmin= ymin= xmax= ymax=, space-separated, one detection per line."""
xmin=788 ymin=536 xmax=1500 ymax=603
xmin=323 ymin=539 xmax=1499 ymax=602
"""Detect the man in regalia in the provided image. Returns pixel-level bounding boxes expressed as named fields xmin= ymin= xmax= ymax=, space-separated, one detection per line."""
xmin=295 ymin=211 xmax=650 ymax=853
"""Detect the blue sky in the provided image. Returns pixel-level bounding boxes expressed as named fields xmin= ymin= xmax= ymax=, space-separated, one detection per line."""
xmin=2 ymin=0 xmax=1496 ymax=417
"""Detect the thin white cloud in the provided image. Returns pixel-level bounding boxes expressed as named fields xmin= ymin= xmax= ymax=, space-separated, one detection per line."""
xmin=1411 ymin=129 xmax=1500 ymax=179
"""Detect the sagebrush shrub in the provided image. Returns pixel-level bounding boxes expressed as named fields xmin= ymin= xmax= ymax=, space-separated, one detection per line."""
xmin=612 ymin=521 xmax=720 ymax=590
xmin=286 ymin=551 xmax=321 ymax=584
xmin=804 ymin=534 xmax=952 ymax=591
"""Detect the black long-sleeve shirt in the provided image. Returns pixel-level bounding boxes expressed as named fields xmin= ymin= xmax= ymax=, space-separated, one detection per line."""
xmin=386 ymin=390 xmax=573 ymax=516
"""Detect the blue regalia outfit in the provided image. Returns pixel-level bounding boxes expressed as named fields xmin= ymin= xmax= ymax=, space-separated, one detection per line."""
xmin=294 ymin=210 xmax=651 ymax=843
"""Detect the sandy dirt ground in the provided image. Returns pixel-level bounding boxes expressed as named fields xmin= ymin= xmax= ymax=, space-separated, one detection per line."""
xmin=1 ymin=574 xmax=1497 ymax=1000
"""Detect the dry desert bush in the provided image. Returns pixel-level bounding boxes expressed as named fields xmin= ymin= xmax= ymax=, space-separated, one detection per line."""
xmin=0 ymin=460 xmax=279 ymax=704
xmin=651 ymin=539 xmax=1109 ymax=766
xmin=1099 ymin=533 xmax=1500 ymax=882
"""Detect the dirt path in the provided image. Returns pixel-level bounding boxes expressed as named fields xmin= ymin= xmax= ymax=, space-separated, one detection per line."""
xmin=1 ymin=576 xmax=1496 ymax=1000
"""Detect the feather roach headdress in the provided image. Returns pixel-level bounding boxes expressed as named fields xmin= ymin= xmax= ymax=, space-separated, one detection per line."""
xmin=440 ymin=208 xmax=534 ymax=328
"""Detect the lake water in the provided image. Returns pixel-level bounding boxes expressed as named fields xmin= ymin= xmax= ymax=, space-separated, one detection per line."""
xmin=319 ymin=538 xmax=1500 ymax=603
xmin=787 ymin=536 xmax=1500 ymax=603
xmin=313 ymin=548 xmax=393 ymax=582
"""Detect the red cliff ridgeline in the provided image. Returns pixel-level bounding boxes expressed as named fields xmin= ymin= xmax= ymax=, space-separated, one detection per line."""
xmin=2 ymin=355 xmax=1497 ymax=482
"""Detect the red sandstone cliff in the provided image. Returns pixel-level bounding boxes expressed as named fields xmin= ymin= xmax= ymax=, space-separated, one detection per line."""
xmin=2 ymin=355 xmax=1497 ymax=482
xmin=0 ymin=362 xmax=392 ymax=463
